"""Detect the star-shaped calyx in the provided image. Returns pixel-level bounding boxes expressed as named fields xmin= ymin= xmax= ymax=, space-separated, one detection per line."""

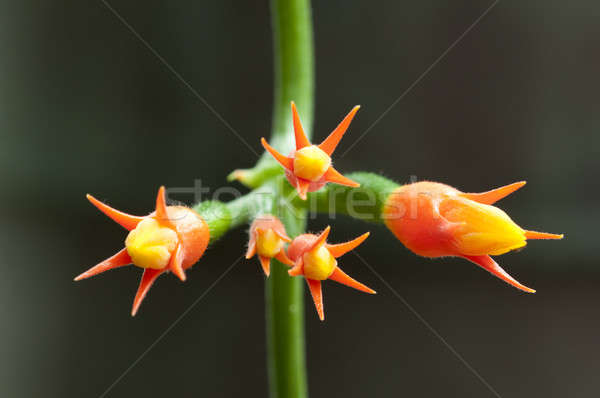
xmin=286 ymin=226 xmax=376 ymax=320
xmin=75 ymin=187 xmax=210 ymax=315
xmin=261 ymin=102 xmax=361 ymax=200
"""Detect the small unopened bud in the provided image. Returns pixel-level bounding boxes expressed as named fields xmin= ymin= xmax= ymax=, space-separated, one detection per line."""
xmin=286 ymin=227 xmax=374 ymax=320
xmin=246 ymin=214 xmax=293 ymax=276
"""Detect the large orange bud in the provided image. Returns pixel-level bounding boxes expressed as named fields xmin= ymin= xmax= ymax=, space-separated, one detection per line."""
xmin=383 ymin=181 xmax=563 ymax=292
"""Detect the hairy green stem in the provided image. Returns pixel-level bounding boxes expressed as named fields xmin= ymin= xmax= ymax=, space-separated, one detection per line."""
xmin=194 ymin=172 xmax=399 ymax=243
xmin=224 ymin=171 xmax=399 ymax=226
xmin=265 ymin=0 xmax=313 ymax=397
xmin=310 ymin=172 xmax=400 ymax=223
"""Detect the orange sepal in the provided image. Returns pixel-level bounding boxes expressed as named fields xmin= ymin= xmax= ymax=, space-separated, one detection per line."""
xmin=86 ymin=194 xmax=144 ymax=231
xmin=326 ymin=232 xmax=370 ymax=258
xmin=169 ymin=244 xmax=186 ymax=281
xmin=274 ymin=250 xmax=294 ymax=267
xmin=463 ymin=255 xmax=535 ymax=293
xmin=329 ymin=267 xmax=376 ymax=294
xmin=288 ymin=259 xmax=304 ymax=276
xmin=74 ymin=248 xmax=132 ymax=281
xmin=154 ymin=186 xmax=170 ymax=225
xmin=291 ymin=101 xmax=311 ymax=150
xmin=296 ymin=178 xmax=311 ymax=200
xmin=261 ymin=137 xmax=294 ymax=170
xmin=524 ymin=230 xmax=564 ymax=240
xmin=308 ymin=226 xmax=331 ymax=251
xmin=323 ymin=167 xmax=360 ymax=187
xmin=459 ymin=181 xmax=526 ymax=205
xmin=273 ymin=229 xmax=292 ymax=242
xmin=245 ymin=240 xmax=257 ymax=259
xmin=318 ymin=105 xmax=360 ymax=155
xmin=259 ymin=255 xmax=271 ymax=276
xmin=131 ymin=268 xmax=163 ymax=316
xmin=306 ymin=278 xmax=324 ymax=321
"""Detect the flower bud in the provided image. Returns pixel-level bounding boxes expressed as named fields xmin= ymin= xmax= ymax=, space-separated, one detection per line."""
xmin=286 ymin=226 xmax=375 ymax=320
xmin=383 ymin=181 xmax=563 ymax=292
xmin=261 ymin=102 xmax=360 ymax=200
xmin=75 ymin=186 xmax=210 ymax=315
xmin=246 ymin=215 xmax=293 ymax=276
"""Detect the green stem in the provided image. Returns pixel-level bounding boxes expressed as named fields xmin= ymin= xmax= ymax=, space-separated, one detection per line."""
xmin=195 ymin=172 xmax=399 ymax=246
xmin=265 ymin=0 xmax=313 ymax=397
xmin=309 ymin=172 xmax=400 ymax=223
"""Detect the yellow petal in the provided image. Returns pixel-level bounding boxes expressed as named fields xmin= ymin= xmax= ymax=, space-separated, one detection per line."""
xmin=125 ymin=218 xmax=178 ymax=269
xmin=441 ymin=197 xmax=526 ymax=256
xmin=293 ymin=145 xmax=331 ymax=181
xmin=303 ymin=245 xmax=337 ymax=280
xmin=256 ymin=228 xmax=285 ymax=258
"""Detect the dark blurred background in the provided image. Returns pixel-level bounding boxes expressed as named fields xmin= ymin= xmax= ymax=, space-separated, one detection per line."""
xmin=1 ymin=1 xmax=598 ymax=397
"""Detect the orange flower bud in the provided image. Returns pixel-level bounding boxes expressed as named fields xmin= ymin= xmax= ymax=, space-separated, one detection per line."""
xmin=246 ymin=215 xmax=294 ymax=276
xmin=75 ymin=187 xmax=210 ymax=316
xmin=261 ymin=102 xmax=361 ymax=200
xmin=383 ymin=181 xmax=563 ymax=293
xmin=286 ymin=226 xmax=375 ymax=320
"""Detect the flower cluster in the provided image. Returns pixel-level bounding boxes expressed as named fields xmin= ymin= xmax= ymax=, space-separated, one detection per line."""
xmin=77 ymin=102 xmax=563 ymax=319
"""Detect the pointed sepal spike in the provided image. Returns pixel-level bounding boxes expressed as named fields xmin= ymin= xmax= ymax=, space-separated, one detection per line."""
xmin=319 ymin=105 xmax=360 ymax=155
xmin=323 ymin=167 xmax=360 ymax=187
xmin=274 ymin=229 xmax=292 ymax=242
xmin=326 ymin=232 xmax=370 ymax=258
xmin=462 ymin=255 xmax=535 ymax=293
xmin=155 ymin=186 xmax=170 ymax=223
xmin=288 ymin=259 xmax=304 ymax=276
xmin=131 ymin=268 xmax=163 ymax=316
xmin=245 ymin=240 xmax=257 ymax=259
xmin=329 ymin=267 xmax=376 ymax=294
xmin=169 ymin=244 xmax=186 ymax=281
xmin=306 ymin=278 xmax=324 ymax=321
xmin=524 ymin=230 xmax=564 ymax=240
xmin=74 ymin=248 xmax=132 ymax=281
xmin=460 ymin=181 xmax=527 ymax=205
xmin=86 ymin=194 xmax=144 ymax=231
xmin=308 ymin=226 xmax=331 ymax=251
xmin=261 ymin=138 xmax=294 ymax=170
xmin=291 ymin=101 xmax=311 ymax=150
xmin=259 ymin=255 xmax=271 ymax=276
xmin=274 ymin=250 xmax=294 ymax=267
xmin=296 ymin=178 xmax=310 ymax=200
